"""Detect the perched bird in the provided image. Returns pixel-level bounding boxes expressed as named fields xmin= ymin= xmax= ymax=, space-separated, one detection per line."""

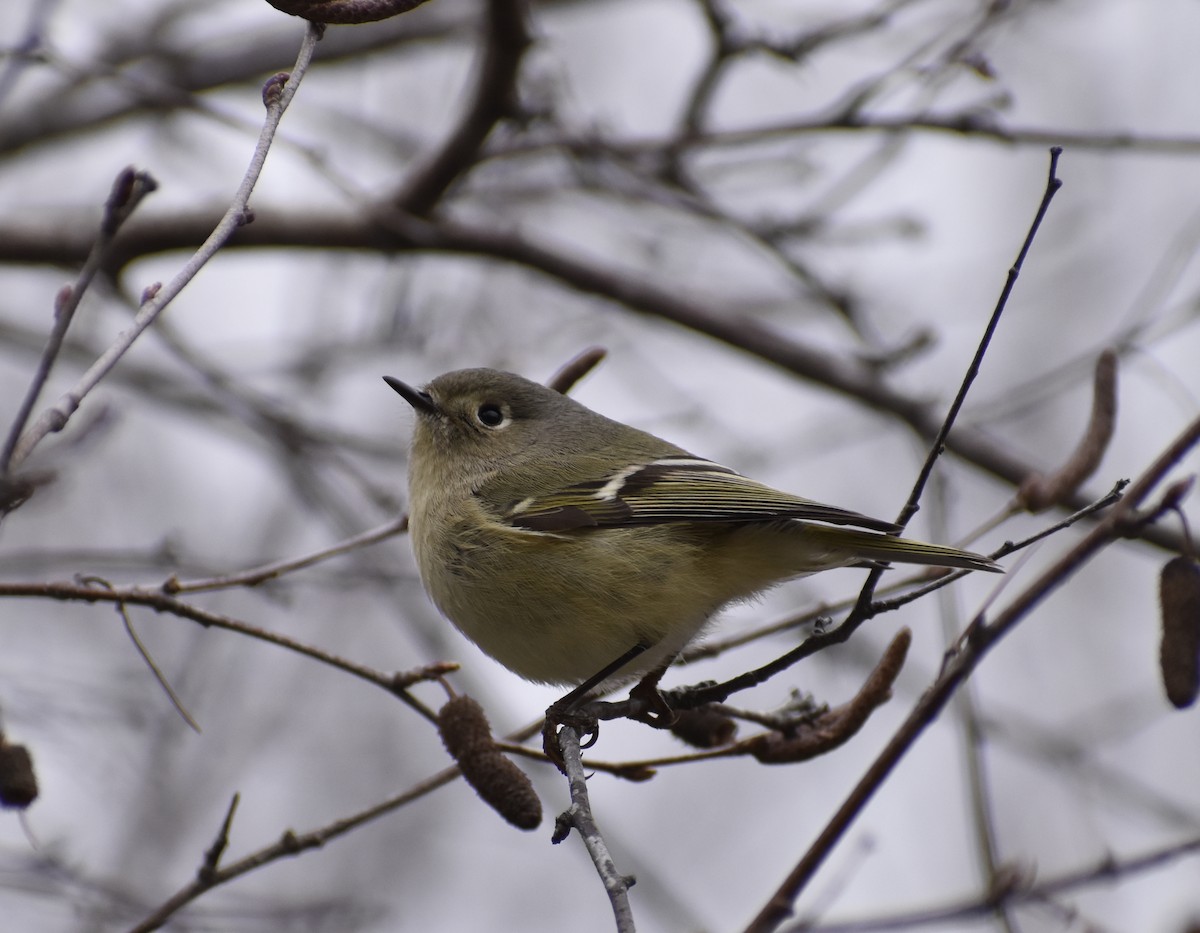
xmin=385 ymin=367 xmax=999 ymax=702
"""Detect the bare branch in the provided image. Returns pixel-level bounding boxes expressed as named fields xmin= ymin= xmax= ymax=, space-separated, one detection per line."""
xmin=163 ymin=514 xmax=409 ymax=595
xmin=198 ymin=794 xmax=240 ymax=883
xmin=897 ymin=147 xmax=1065 ymax=532
xmin=0 ymin=579 xmax=444 ymax=722
xmin=551 ymin=726 xmax=637 ymax=933
xmin=742 ymin=412 xmax=1200 ymax=933
xmin=0 ymin=166 xmax=157 ymax=474
xmin=129 ymin=765 xmax=463 ymax=932
xmin=394 ymin=0 xmax=530 ymax=214
xmin=783 ymin=835 xmax=1200 ymax=932
xmin=5 ymin=23 xmax=323 ymax=471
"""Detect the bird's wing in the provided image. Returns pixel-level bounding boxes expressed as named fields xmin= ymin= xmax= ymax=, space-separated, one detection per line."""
xmin=501 ymin=458 xmax=900 ymax=533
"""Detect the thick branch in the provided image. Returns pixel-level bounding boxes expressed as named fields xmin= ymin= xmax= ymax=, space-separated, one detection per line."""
xmin=0 ymin=206 xmax=1184 ymax=554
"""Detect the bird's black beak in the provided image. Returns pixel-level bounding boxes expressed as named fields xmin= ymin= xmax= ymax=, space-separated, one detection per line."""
xmin=383 ymin=376 xmax=439 ymax=416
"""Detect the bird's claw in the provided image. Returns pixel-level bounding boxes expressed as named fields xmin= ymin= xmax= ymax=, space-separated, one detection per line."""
xmin=542 ymin=701 xmax=601 ymax=771
xmin=627 ymin=678 xmax=677 ymax=728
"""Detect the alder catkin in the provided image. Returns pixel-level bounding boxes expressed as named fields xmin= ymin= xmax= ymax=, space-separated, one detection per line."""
xmin=438 ymin=695 xmax=542 ymax=831
xmin=0 ymin=738 xmax=38 ymax=809
xmin=669 ymin=707 xmax=737 ymax=749
xmin=1159 ymin=556 xmax=1200 ymax=709
xmin=264 ymin=0 xmax=432 ymax=24
xmin=1018 ymin=349 xmax=1117 ymax=512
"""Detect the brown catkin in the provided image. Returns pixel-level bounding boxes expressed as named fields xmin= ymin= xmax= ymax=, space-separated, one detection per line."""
xmin=669 ymin=707 xmax=738 ymax=749
xmin=1018 ymin=349 xmax=1118 ymax=512
xmin=1159 ymin=556 xmax=1200 ymax=709
xmin=263 ymin=0 xmax=433 ymax=24
xmin=0 ymin=740 xmax=38 ymax=809
xmin=747 ymin=629 xmax=911 ymax=765
xmin=438 ymin=695 xmax=542 ymax=831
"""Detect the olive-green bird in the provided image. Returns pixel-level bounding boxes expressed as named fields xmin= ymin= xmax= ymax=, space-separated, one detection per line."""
xmin=386 ymin=368 xmax=1000 ymax=692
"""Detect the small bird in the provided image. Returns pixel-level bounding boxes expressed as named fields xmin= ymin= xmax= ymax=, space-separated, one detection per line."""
xmin=386 ymin=367 xmax=1000 ymax=704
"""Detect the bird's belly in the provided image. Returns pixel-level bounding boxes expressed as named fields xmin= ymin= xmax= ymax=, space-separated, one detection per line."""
xmin=416 ymin=524 xmax=722 ymax=686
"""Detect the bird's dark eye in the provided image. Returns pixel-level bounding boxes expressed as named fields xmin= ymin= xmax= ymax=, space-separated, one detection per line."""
xmin=477 ymin=403 xmax=506 ymax=428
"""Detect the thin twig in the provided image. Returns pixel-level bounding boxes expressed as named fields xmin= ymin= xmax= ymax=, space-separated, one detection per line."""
xmin=114 ymin=597 xmax=202 ymax=734
xmin=0 ymin=167 xmax=157 ymax=473
xmin=163 ymin=514 xmax=409 ymax=595
xmin=198 ymin=794 xmax=240 ymax=883
xmin=0 ymin=579 xmax=443 ymax=723
xmin=823 ymin=146 xmax=1064 ymax=680
xmin=872 ymin=482 xmax=1126 ymax=614
xmin=129 ymin=765 xmax=462 ymax=933
xmin=74 ymin=574 xmax=202 ymax=733
xmin=550 ymin=725 xmax=637 ymax=933
xmin=5 ymin=22 xmax=323 ymax=471
xmin=896 ymin=147 xmax=1065 ymax=531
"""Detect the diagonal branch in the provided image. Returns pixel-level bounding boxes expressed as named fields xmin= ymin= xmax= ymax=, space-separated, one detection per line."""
xmin=742 ymin=411 xmax=1200 ymax=933
xmin=0 ymin=166 xmax=157 ymax=474
xmin=394 ymin=0 xmax=531 ymax=215
xmin=4 ymin=23 xmax=323 ymax=473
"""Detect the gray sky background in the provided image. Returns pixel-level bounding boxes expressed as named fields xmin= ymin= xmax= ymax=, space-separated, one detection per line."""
xmin=2 ymin=1 xmax=1199 ymax=931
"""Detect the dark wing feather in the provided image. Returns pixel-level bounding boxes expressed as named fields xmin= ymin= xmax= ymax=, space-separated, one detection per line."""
xmin=503 ymin=459 xmax=901 ymax=533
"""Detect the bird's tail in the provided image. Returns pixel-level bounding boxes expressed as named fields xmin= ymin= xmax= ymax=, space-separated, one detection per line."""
xmin=808 ymin=526 xmax=1002 ymax=573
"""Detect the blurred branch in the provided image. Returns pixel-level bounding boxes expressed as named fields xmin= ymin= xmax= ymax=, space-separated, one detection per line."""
xmin=5 ymin=24 xmax=323 ymax=472
xmin=789 ymin=834 xmax=1200 ymax=932
xmin=0 ymin=0 xmax=63 ymax=111
xmin=0 ymin=579 xmax=446 ymax=721
xmin=491 ymin=114 xmax=1200 ymax=164
xmin=743 ymin=411 xmax=1200 ymax=933
xmin=1017 ymin=349 xmax=1119 ymax=512
xmin=394 ymin=0 xmax=530 ymax=214
xmin=6 ymin=201 xmax=1184 ymax=554
xmin=0 ymin=9 xmax=466 ymax=157
xmin=546 ymin=346 xmax=607 ymax=394
xmin=0 ymin=166 xmax=157 ymax=474
xmin=128 ymin=764 xmax=463 ymax=933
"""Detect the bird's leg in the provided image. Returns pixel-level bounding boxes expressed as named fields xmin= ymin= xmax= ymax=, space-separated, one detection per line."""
xmin=543 ymin=643 xmax=648 ymax=768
